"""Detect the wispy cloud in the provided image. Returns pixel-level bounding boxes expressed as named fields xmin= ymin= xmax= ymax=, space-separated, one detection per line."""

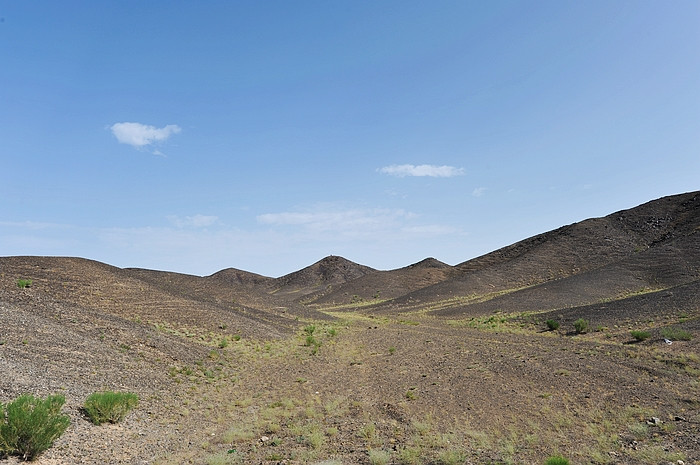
xmin=257 ymin=206 xmax=416 ymax=236
xmin=378 ymin=164 xmax=465 ymax=178
xmin=167 ymin=214 xmax=218 ymax=228
xmin=472 ymin=187 xmax=486 ymax=197
xmin=110 ymin=122 xmax=181 ymax=150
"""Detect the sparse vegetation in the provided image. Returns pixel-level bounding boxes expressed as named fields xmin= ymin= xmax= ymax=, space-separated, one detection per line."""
xmin=573 ymin=318 xmax=588 ymax=334
xmin=83 ymin=391 xmax=138 ymax=425
xmin=544 ymin=456 xmax=569 ymax=465
xmin=368 ymin=448 xmax=391 ymax=465
xmin=16 ymin=279 xmax=32 ymax=289
xmin=0 ymin=394 xmax=70 ymax=461
xmin=660 ymin=327 xmax=692 ymax=341
xmin=437 ymin=448 xmax=467 ymax=465
xmin=546 ymin=319 xmax=560 ymax=331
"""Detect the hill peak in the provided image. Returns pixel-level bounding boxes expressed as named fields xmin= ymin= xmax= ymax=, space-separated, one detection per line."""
xmin=274 ymin=256 xmax=376 ymax=295
xmin=404 ymin=257 xmax=451 ymax=270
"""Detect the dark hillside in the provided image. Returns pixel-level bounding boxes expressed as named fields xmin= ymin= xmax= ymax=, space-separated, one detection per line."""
xmin=433 ymin=227 xmax=700 ymax=317
xmin=378 ymin=191 xmax=700 ymax=312
xmin=533 ymin=278 xmax=700 ymax=332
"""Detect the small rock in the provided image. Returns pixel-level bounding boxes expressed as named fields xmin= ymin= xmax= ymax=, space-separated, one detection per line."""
xmin=259 ymin=435 xmax=269 ymax=443
xmin=647 ymin=416 xmax=662 ymax=426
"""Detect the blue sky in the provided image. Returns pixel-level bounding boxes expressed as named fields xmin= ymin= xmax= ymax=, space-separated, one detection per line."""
xmin=1 ymin=1 xmax=698 ymax=277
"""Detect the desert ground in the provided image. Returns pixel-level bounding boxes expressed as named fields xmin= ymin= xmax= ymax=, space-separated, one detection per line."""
xmin=1 ymin=191 xmax=699 ymax=464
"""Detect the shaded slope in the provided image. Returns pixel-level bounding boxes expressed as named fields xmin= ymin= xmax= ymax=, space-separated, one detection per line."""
xmin=532 ymin=278 xmax=700 ymax=332
xmin=433 ymin=227 xmax=700 ymax=317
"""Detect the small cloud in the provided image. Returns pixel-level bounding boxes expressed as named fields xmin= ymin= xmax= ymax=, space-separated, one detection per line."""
xmin=110 ymin=122 xmax=181 ymax=150
xmin=472 ymin=187 xmax=486 ymax=197
xmin=378 ymin=164 xmax=465 ymax=178
xmin=168 ymin=214 xmax=218 ymax=228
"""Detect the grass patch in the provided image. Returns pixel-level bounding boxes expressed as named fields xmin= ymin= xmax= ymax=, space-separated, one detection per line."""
xmin=436 ymin=448 xmax=467 ymax=465
xmin=546 ymin=319 xmax=560 ymax=331
xmin=83 ymin=391 xmax=138 ymax=425
xmin=16 ymin=279 xmax=32 ymax=289
xmin=368 ymin=448 xmax=391 ymax=465
xmin=544 ymin=456 xmax=569 ymax=465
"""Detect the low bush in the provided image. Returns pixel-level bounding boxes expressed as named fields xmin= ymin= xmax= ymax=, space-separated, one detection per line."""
xmin=630 ymin=330 xmax=651 ymax=342
xmin=660 ymin=327 xmax=692 ymax=341
xmin=16 ymin=279 xmax=32 ymax=289
xmin=546 ymin=319 xmax=560 ymax=331
xmin=0 ymin=393 xmax=70 ymax=461
xmin=573 ymin=318 xmax=589 ymax=334
xmin=83 ymin=391 xmax=138 ymax=425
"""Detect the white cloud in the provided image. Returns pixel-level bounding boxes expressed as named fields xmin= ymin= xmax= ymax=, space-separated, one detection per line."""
xmin=378 ymin=164 xmax=465 ymax=178
xmin=167 ymin=214 xmax=219 ymax=228
xmin=472 ymin=187 xmax=486 ymax=197
xmin=110 ymin=122 xmax=181 ymax=149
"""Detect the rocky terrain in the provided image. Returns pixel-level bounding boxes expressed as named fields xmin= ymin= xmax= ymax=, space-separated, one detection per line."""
xmin=1 ymin=191 xmax=698 ymax=464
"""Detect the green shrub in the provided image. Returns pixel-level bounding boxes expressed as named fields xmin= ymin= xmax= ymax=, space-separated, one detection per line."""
xmin=630 ymin=330 xmax=651 ymax=342
xmin=0 ymin=394 xmax=70 ymax=461
xmin=83 ymin=391 xmax=138 ymax=425
xmin=546 ymin=319 xmax=560 ymax=331
xmin=660 ymin=327 xmax=692 ymax=341
xmin=16 ymin=279 xmax=32 ymax=289
xmin=545 ymin=456 xmax=569 ymax=465
xmin=573 ymin=318 xmax=588 ymax=334
xmin=303 ymin=325 xmax=316 ymax=336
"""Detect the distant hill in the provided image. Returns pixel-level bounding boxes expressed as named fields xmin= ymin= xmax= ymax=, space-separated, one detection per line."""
xmin=1 ymin=190 xmax=697 ymax=322
xmin=303 ymin=257 xmax=455 ymax=306
xmin=271 ymin=255 xmax=376 ymax=298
